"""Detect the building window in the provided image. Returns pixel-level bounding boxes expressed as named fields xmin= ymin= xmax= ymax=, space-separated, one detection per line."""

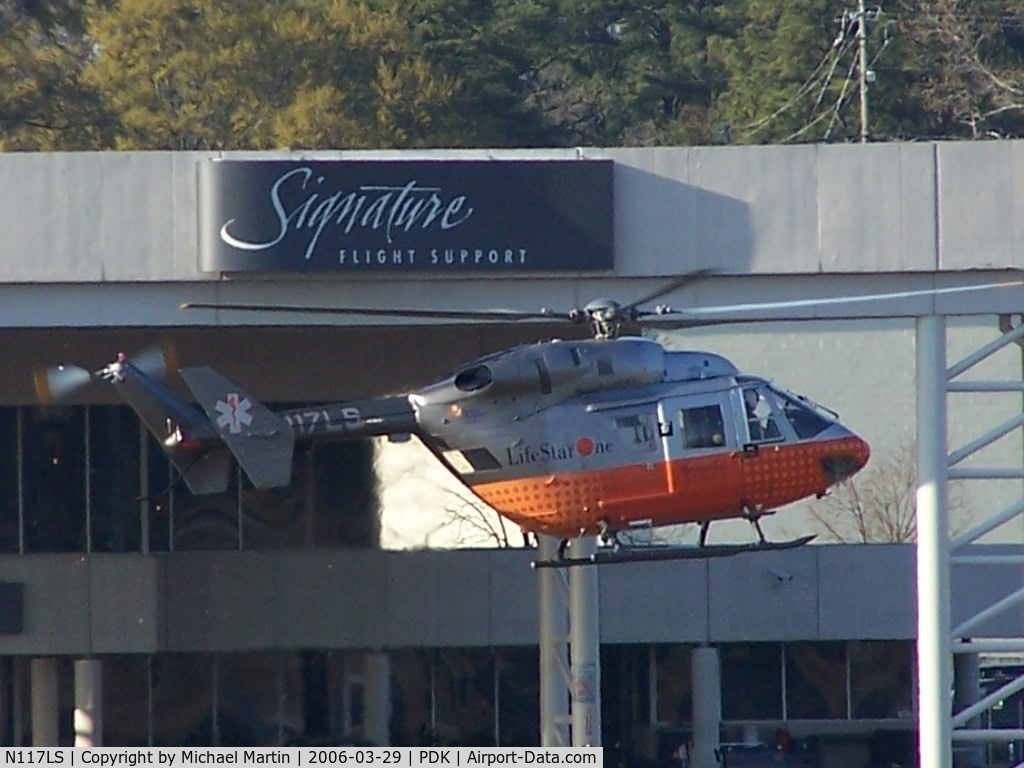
xmin=850 ymin=640 xmax=913 ymax=719
xmin=654 ymin=644 xmax=693 ymax=723
xmin=721 ymin=643 xmax=782 ymax=720
xmin=22 ymin=406 xmax=86 ymax=552
xmin=0 ymin=402 xmax=380 ymax=554
xmin=786 ymin=641 xmax=847 ymax=719
xmin=0 ymin=408 xmax=18 ymax=552
xmin=89 ymin=406 xmax=143 ymax=552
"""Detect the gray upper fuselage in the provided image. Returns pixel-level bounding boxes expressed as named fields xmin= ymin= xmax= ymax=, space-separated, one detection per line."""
xmin=408 ymin=337 xmax=789 ymax=481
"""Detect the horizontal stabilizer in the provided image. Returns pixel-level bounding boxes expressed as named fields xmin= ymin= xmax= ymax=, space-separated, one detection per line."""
xmin=169 ymin=448 xmax=232 ymax=496
xmin=179 ymin=367 xmax=295 ymax=489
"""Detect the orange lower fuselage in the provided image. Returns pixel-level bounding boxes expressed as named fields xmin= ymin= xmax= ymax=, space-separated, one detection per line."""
xmin=470 ymin=435 xmax=870 ymax=538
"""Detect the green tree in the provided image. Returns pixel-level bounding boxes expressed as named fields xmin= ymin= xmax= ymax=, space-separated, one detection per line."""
xmin=526 ymin=0 xmax=737 ymax=145
xmin=713 ymin=0 xmax=860 ymax=143
xmin=4 ymin=0 xmax=1023 ymax=151
xmin=408 ymin=0 xmax=739 ymax=147
xmin=712 ymin=1 xmax=1024 ymax=143
xmin=404 ymin=0 xmax=575 ymax=146
xmin=882 ymin=0 xmax=1024 ymax=139
xmin=0 ymin=1 xmax=107 ymax=150
xmin=81 ymin=0 xmax=492 ymax=150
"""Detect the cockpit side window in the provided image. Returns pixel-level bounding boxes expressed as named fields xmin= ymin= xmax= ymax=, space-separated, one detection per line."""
xmin=742 ymin=386 xmax=784 ymax=444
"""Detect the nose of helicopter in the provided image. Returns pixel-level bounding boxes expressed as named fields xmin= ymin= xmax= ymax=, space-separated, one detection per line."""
xmin=820 ymin=434 xmax=871 ymax=484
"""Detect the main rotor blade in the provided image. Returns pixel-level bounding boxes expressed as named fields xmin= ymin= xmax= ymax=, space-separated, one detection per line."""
xmin=637 ymin=281 xmax=1024 ymax=325
xmin=622 ymin=269 xmax=717 ymax=315
xmin=181 ymin=302 xmax=569 ymax=322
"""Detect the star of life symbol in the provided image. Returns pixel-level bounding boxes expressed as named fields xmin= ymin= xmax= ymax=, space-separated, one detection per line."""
xmin=215 ymin=393 xmax=253 ymax=434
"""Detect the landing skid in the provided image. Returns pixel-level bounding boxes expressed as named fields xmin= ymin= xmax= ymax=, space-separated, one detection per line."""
xmin=531 ymin=535 xmax=815 ymax=569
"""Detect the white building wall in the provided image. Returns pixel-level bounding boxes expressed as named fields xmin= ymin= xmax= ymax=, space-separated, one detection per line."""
xmin=1 ymin=142 xmax=1023 ymax=289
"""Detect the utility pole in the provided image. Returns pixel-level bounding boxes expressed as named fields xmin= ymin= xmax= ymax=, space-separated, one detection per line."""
xmin=857 ymin=0 xmax=869 ymax=142
xmin=833 ymin=4 xmax=880 ymax=142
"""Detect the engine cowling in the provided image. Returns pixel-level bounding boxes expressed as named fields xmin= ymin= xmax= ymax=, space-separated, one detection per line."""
xmin=414 ymin=337 xmax=669 ymax=407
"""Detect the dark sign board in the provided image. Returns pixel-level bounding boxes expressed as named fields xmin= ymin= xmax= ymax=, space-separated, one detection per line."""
xmin=0 ymin=582 xmax=23 ymax=635
xmin=198 ymin=159 xmax=614 ymax=273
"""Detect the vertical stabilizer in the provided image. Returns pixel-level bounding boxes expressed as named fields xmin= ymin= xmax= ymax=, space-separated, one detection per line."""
xmin=179 ymin=367 xmax=295 ymax=489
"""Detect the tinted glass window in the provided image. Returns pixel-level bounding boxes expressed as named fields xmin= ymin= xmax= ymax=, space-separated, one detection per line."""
xmin=679 ymin=405 xmax=725 ymax=449
xmin=22 ymin=406 xmax=85 ymax=552
xmin=89 ymin=406 xmax=142 ymax=552
xmin=786 ymin=641 xmax=847 ymax=719
xmin=0 ymin=408 xmax=18 ymax=552
xmin=775 ymin=391 xmax=835 ymax=439
xmin=742 ymin=387 xmax=784 ymax=444
xmin=722 ymin=643 xmax=782 ymax=719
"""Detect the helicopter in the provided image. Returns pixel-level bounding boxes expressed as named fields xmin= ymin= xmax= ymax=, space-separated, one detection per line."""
xmin=32 ymin=277 xmax=1016 ymax=566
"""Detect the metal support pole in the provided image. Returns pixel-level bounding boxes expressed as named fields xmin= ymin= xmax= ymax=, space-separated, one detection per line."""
xmin=691 ymin=647 xmax=721 ymax=768
xmin=363 ymin=652 xmax=391 ymax=747
xmin=953 ymin=651 xmax=983 ymax=767
xmin=537 ymin=535 xmax=569 ymax=747
xmin=74 ymin=659 xmax=103 ymax=747
xmin=568 ymin=537 xmax=601 ymax=747
xmin=917 ymin=315 xmax=952 ymax=768
xmin=30 ymin=658 xmax=58 ymax=747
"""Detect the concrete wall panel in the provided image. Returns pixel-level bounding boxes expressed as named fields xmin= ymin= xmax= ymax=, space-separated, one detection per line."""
xmin=385 ymin=550 xmax=492 ymax=647
xmin=817 ymin=545 xmax=915 ymax=640
xmin=951 ymin=546 xmax=1024 ymax=637
xmin=0 ymin=538 xmax=1015 ymax=656
xmin=89 ymin=555 xmax=161 ymax=653
xmin=817 ymin=143 xmax=937 ymax=272
xmin=487 ymin=550 xmax=540 ymax=646
xmin=707 ymin=547 xmax=819 ymax=642
xmin=162 ymin=552 xmax=280 ymax=652
xmin=0 ymin=555 xmax=90 ymax=655
xmin=938 ymin=142 xmax=1024 ymax=270
xmin=599 ymin=560 xmax=709 ymax=644
xmin=274 ymin=550 xmax=390 ymax=648
xmin=2 ymin=143 xmax=1024 ymax=294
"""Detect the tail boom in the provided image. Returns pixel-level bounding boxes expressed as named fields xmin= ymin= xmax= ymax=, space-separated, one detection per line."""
xmin=280 ymin=397 xmax=417 ymax=441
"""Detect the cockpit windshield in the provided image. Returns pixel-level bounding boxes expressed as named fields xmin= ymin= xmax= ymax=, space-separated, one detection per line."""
xmin=769 ymin=386 xmax=837 ymax=439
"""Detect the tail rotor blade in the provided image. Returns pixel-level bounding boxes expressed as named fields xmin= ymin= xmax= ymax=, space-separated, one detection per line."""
xmin=128 ymin=343 xmax=178 ymax=380
xmin=33 ymin=365 xmax=93 ymax=404
xmin=33 ymin=343 xmax=177 ymax=404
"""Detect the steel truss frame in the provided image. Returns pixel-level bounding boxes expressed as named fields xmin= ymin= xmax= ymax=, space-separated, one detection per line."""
xmin=537 ymin=536 xmax=602 ymax=747
xmin=918 ymin=315 xmax=1024 ymax=768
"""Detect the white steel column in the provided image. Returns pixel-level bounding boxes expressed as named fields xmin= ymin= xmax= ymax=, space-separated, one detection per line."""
xmin=363 ymin=652 xmax=391 ymax=747
xmin=690 ymin=646 xmax=721 ymax=768
xmin=74 ymin=659 xmax=103 ymax=747
xmin=30 ymin=657 xmax=58 ymax=747
xmin=917 ymin=314 xmax=952 ymax=768
xmin=537 ymin=535 xmax=570 ymax=747
xmin=568 ymin=537 xmax=601 ymax=747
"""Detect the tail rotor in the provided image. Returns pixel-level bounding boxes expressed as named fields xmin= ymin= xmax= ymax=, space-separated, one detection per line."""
xmin=32 ymin=343 xmax=177 ymax=404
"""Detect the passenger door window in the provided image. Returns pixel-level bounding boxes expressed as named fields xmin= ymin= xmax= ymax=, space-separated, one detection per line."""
xmin=678 ymin=404 xmax=726 ymax=450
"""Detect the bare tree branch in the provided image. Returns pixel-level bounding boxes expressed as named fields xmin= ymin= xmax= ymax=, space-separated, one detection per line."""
xmin=809 ymin=443 xmax=970 ymax=543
